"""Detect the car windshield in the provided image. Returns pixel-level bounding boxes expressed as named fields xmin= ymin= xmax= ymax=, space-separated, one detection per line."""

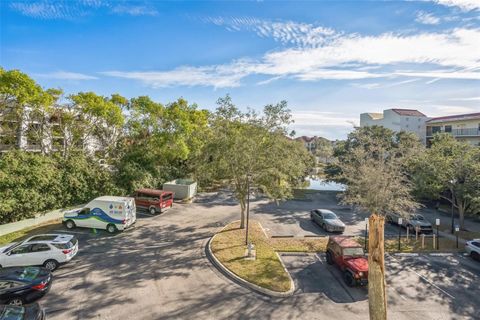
xmin=2 ymin=243 xmax=18 ymax=254
xmin=411 ymin=215 xmax=424 ymax=221
xmin=0 ymin=305 xmax=25 ymax=320
xmin=323 ymin=213 xmax=337 ymax=219
xmin=343 ymin=247 xmax=365 ymax=256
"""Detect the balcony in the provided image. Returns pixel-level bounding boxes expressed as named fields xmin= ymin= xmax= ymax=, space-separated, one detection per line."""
xmin=426 ymin=128 xmax=480 ymax=137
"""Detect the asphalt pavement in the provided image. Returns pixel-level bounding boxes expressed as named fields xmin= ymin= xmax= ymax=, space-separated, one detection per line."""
xmin=31 ymin=191 xmax=479 ymax=319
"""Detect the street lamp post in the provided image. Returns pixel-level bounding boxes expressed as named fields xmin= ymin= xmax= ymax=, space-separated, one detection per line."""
xmin=245 ymin=174 xmax=252 ymax=246
xmin=398 ymin=217 xmax=403 ymax=251
xmin=450 ymin=179 xmax=456 ymax=234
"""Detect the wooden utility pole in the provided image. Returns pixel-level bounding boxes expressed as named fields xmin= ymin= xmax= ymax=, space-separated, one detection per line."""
xmin=368 ymin=214 xmax=387 ymax=320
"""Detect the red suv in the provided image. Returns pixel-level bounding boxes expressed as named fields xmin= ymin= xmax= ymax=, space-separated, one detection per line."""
xmin=326 ymin=236 xmax=368 ymax=286
xmin=133 ymin=189 xmax=174 ymax=215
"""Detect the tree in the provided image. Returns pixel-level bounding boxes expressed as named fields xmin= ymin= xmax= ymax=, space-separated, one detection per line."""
xmin=336 ymin=126 xmax=421 ymax=320
xmin=195 ymin=95 xmax=313 ymax=229
xmin=116 ymin=97 xmax=210 ymax=193
xmin=67 ymin=92 xmax=124 ymax=157
xmin=0 ymin=68 xmax=59 ymax=153
xmin=411 ymin=134 xmax=480 ymax=229
xmin=314 ymin=137 xmax=333 ymax=163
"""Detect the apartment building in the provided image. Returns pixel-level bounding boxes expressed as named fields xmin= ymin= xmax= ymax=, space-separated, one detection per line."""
xmin=360 ymin=108 xmax=428 ymax=143
xmin=295 ymin=136 xmax=318 ymax=153
xmin=0 ymin=107 xmax=101 ymax=154
xmin=426 ymin=112 xmax=480 ymax=146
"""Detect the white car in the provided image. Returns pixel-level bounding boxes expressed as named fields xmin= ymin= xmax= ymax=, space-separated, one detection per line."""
xmin=0 ymin=234 xmax=78 ymax=271
xmin=465 ymin=239 xmax=480 ymax=261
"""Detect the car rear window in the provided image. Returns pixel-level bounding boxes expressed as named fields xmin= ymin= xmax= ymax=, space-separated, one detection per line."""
xmin=16 ymin=267 xmax=40 ymax=281
xmin=0 ymin=305 xmax=25 ymax=320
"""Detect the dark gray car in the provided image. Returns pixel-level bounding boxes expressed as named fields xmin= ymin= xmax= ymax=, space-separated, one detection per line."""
xmin=310 ymin=209 xmax=345 ymax=233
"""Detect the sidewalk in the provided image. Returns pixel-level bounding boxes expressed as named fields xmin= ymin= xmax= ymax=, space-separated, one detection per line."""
xmin=419 ymin=207 xmax=480 ymax=244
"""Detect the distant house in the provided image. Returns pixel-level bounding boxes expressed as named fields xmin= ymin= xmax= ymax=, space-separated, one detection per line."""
xmin=426 ymin=112 xmax=480 ymax=146
xmin=295 ymin=136 xmax=318 ymax=153
xmin=360 ymin=108 xmax=428 ymax=144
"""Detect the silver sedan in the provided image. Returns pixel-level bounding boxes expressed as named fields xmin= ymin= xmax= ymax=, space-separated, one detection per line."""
xmin=310 ymin=209 xmax=346 ymax=233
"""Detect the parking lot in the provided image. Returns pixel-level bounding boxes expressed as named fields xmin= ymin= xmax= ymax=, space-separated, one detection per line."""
xmin=17 ymin=191 xmax=480 ymax=319
xmin=252 ymin=191 xmax=408 ymax=237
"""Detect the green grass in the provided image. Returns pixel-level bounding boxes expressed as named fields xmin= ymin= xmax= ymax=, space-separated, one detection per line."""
xmin=356 ymin=235 xmax=461 ymax=253
xmin=0 ymin=219 xmax=63 ymax=246
xmin=211 ymin=220 xmax=327 ymax=292
xmin=211 ymin=221 xmax=291 ymax=292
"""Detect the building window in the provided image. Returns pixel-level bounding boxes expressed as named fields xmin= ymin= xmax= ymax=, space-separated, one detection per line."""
xmin=445 ymin=125 xmax=452 ymax=133
xmin=432 ymin=126 xmax=441 ymax=134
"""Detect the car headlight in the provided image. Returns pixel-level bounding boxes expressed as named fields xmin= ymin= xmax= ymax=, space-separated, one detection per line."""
xmin=358 ymin=272 xmax=364 ymax=277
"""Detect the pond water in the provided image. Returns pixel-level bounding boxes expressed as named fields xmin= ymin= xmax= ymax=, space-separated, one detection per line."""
xmin=305 ymin=178 xmax=345 ymax=191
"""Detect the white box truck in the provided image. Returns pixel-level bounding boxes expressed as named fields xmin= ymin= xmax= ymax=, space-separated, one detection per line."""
xmin=63 ymin=196 xmax=136 ymax=233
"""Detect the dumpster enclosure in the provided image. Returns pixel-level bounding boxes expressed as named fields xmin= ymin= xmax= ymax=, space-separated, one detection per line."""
xmin=163 ymin=179 xmax=197 ymax=200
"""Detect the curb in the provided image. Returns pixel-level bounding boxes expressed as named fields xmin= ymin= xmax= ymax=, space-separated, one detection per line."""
xmin=206 ymin=222 xmax=295 ymax=298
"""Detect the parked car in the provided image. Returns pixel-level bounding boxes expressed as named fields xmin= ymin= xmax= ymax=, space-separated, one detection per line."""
xmin=386 ymin=212 xmax=433 ymax=234
xmin=133 ymin=189 xmax=174 ymax=215
xmin=0 ymin=267 xmax=52 ymax=306
xmin=310 ymin=209 xmax=345 ymax=233
xmin=465 ymin=239 xmax=480 ymax=261
xmin=63 ymin=196 xmax=136 ymax=234
xmin=325 ymin=236 xmax=368 ymax=286
xmin=0 ymin=303 xmax=46 ymax=320
xmin=0 ymin=234 xmax=78 ymax=272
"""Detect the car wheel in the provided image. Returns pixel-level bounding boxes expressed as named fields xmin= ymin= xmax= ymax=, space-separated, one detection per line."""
xmin=344 ymin=271 xmax=355 ymax=287
xmin=106 ymin=224 xmax=117 ymax=234
xmin=471 ymin=252 xmax=480 ymax=261
xmin=326 ymin=251 xmax=334 ymax=265
xmin=65 ymin=219 xmax=76 ymax=229
xmin=149 ymin=207 xmax=156 ymax=215
xmin=43 ymin=259 xmax=59 ymax=271
xmin=8 ymin=298 xmax=23 ymax=306
xmin=322 ymin=223 xmax=327 ymax=231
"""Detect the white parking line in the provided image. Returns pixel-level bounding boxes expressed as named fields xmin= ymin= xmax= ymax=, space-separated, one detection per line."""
xmin=388 ymin=254 xmax=455 ymax=300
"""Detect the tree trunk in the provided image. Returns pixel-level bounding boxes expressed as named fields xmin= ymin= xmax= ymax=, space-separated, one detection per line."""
xmin=239 ymin=197 xmax=246 ymax=229
xmin=368 ymin=214 xmax=387 ymax=320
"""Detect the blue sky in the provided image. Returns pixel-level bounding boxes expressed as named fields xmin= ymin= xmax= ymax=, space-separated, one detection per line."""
xmin=1 ymin=0 xmax=479 ymax=140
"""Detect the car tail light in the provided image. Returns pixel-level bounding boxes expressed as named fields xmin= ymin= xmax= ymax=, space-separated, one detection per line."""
xmin=62 ymin=249 xmax=72 ymax=254
xmin=32 ymin=282 xmax=47 ymax=290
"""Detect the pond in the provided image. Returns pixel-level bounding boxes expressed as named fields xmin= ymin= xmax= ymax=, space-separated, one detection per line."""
xmin=305 ymin=178 xmax=345 ymax=191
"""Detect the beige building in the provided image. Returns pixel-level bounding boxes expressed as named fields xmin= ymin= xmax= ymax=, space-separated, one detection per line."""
xmin=360 ymin=108 xmax=428 ymax=144
xmin=426 ymin=112 xmax=480 ymax=146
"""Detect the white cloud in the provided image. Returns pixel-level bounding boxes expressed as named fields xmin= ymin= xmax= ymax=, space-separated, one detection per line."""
xmin=432 ymin=0 xmax=480 ymax=11
xmin=35 ymin=71 xmax=98 ymax=80
xmin=432 ymin=105 xmax=476 ymax=114
xmin=415 ymin=11 xmax=441 ymax=25
xmin=111 ymin=5 xmax=157 ymax=16
xmin=449 ymin=96 xmax=480 ymax=101
xmin=104 ymin=27 xmax=480 ymax=87
xmin=292 ymin=111 xmax=358 ymax=127
xmin=202 ymin=16 xmax=336 ymax=47
xmin=9 ymin=1 xmax=157 ymax=19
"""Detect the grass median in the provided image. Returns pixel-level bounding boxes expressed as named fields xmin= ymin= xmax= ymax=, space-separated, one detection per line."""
xmin=0 ymin=219 xmax=63 ymax=246
xmin=210 ymin=220 xmax=327 ymax=292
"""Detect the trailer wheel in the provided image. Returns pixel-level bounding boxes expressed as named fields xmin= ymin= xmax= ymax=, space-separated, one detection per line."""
xmin=149 ymin=206 xmax=156 ymax=215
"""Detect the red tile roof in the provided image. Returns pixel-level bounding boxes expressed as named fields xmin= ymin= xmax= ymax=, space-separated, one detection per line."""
xmin=426 ymin=112 xmax=480 ymax=123
xmin=391 ymin=109 xmax=426 ymax=117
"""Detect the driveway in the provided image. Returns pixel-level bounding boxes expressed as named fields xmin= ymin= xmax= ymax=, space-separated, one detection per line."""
xmin=28 ymin=191 xmax=478 ymax=319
